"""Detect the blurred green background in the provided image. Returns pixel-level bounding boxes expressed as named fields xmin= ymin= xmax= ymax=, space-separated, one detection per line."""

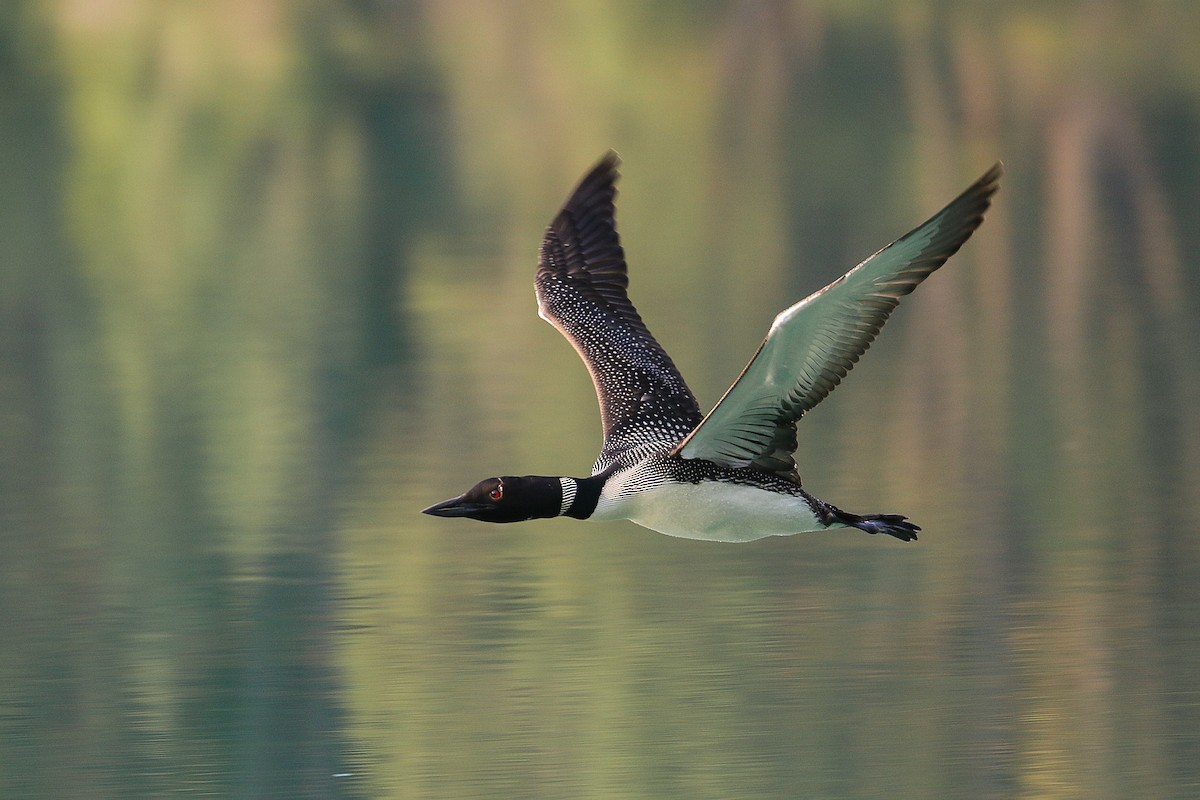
xmin=2 ymin=1 xmax=1199 ymax=798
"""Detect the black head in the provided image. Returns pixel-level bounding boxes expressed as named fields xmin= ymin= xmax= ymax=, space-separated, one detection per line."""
xmin=422 ymin=476 xmax=562 ymax=523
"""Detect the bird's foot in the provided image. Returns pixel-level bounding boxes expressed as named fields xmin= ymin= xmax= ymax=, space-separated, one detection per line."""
xmin=844 ymin=512 xmax=920 ymax=542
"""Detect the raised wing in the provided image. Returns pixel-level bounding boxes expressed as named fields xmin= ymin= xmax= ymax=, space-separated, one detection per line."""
xmin=673 ymin=163 xmax=1003 ymax=480
xmin=536 ymin=152 xmax=702 ymax=471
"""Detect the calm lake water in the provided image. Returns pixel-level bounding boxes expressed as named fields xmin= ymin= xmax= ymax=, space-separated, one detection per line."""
xmin=3 ymin=3 xmax=1200 ymax=798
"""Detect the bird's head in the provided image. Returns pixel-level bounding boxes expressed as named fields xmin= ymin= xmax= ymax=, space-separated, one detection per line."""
xmin=422 ymin=476 xmax=563 ymax=523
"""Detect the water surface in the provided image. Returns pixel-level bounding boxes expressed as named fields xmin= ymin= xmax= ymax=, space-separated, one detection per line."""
xmin=2 ymin=3 xmax=1199 ymax=798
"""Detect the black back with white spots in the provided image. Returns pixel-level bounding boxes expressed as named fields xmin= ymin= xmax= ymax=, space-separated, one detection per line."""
xmin=536 ymin=152 xmax=702 ymax=473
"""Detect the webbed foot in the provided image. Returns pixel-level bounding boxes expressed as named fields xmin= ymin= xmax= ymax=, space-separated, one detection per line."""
xmin=843 ymin=512 xmax=920 ymax=542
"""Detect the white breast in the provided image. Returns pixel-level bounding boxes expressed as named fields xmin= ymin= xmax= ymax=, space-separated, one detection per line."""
xmin=593 ymin=479 xmax=841 ymax=543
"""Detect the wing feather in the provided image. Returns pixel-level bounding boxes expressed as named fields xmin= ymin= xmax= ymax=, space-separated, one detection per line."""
xmin=673 ymin=163 xmax=1003 ymax=480
xmin=535 ymin=153 xmax=703 ymax=471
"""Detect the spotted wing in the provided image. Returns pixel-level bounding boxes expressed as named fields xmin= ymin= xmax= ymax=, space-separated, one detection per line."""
xmin=536 ymin=152 xmax=703 ymax=472
xmin=673 ymin=163 xmax=1003 ymax=481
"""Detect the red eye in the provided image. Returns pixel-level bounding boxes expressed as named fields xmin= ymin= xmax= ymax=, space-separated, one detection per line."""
xmin=489 ymin=486 xmax=503 ymax=501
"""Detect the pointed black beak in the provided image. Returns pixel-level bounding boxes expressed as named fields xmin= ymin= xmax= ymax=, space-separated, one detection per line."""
xmin=422 ymin=495 xmax=483 ymax=518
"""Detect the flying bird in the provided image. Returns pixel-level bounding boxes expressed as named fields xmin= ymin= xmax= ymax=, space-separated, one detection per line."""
xmin=424 ymin=153 xmax=1001 ymax=542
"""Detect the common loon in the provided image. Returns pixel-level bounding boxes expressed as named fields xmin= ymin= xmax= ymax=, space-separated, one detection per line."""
xmin=424 ymin=153 xmax=1001 ymax=542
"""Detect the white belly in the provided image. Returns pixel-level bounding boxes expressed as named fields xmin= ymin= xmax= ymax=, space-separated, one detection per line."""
xmin=592 ymin=480 xmax=841 ymax=543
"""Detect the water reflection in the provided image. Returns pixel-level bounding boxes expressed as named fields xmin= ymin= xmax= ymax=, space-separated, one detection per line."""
xmin=2 ymin=2 xmax=1199 ymax=798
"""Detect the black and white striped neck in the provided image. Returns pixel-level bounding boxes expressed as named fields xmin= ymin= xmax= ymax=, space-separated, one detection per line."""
xmin=557 ymin=471 xmax=609 ymax=520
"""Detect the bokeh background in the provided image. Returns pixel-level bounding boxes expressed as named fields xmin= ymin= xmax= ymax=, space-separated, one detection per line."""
xmin=3 ymin=1 xmax=1199 ymax=798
